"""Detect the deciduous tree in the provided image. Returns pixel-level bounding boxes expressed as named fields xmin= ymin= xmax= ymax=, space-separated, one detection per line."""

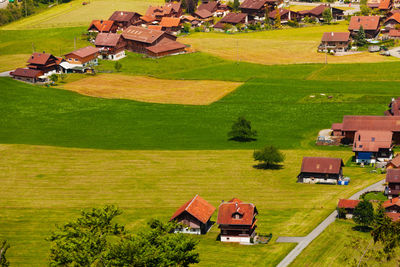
xmin=253 ymin=145 xmax=285 ymax=168
xmin=228 ymin=116 xmax=257 ymax=142
xmin=322 ymin=8 xmax=332 ymax=24
xmin=114 ymin=61 xmax=122 ymax=72
xmin=0 ymin=240 xmax=10 ymax=267
xmin=353 ymin=199 xmax=374 ymax=229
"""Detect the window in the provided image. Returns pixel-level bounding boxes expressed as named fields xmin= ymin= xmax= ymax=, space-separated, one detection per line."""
xmin=372 ymin=137 xmax=375 ymax=142
xmin=74 ymin=58 xmax=78 ymax=62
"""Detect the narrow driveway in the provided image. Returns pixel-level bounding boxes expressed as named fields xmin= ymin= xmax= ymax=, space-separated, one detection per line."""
xmin=0 ymin=71 xmax=11 ymax=77
xmin=276 ymin=178 xmax=385 ymax=267
xmin=388 ymin=47 xmax=400 ymax=58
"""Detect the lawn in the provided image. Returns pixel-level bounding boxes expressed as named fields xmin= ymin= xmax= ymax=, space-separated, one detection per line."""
xmin=182 ymin=23 xmax=398 ymax=65
xmin=0 ymin=144 xmax=384 ymax=266
xmin=1 ymin=0 xmax=163 ymax=30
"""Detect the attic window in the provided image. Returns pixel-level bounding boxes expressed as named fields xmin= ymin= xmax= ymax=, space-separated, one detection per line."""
xmin=359 ymin=145 xmax=363 ymax=148
xmin=372 ymin=137 xmax=375 ymax=141
xmin=232 ymin=212 xmax=243 ymax=219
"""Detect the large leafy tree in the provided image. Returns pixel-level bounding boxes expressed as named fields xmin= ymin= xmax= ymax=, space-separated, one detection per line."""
xmin=353 ymin=199 xmax=374 ymax=229
xmin=0 ymin=240 xmax=10 ymax=267
xmin=371 ymin=216 xmax=400 ymax=256
xmin=253 ymin=145 xmax=285 ymax=168
xmin=322 ymin=8 xmax=332 ymax=24
xmin=228 ymin=116 xmax=257 ymax=142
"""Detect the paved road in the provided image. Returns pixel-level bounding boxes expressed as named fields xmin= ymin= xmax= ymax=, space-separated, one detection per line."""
xmin=288 ymin=1 xmax=360 ymax=15
xmin=276 ymin=178 xmax=385 ymax=267
xmin=0 ymin=71 xmax=11 ymax=77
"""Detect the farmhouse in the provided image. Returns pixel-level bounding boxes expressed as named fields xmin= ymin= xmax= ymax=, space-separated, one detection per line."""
xmin=62 ymin=46 xmax=99 ymax=73
xmin=217 ymin=198 xmax=258 ymax=244
xmin=299 ymin=4 xmax=344 ymax=21
xmin=337 ymin=199 xmax=360 ymax=218
xmin=122 ymin=26 xmax=178 ymax=54
xmin=383 ymin=197 xmax=400 ymax=213
xmin=170 ymin=195 xmax=215 ymax=235
xmin=268 ymin=8 xmax=299 ymax=23
xmin=368 ymin=0 xmax=393 ymax=10
xmin=386 ymin=168 xmax=400 ymax=198
xmin=95 ymin=33 xmax=126 ymax=60
xmin=108 ymin=11 xmax=142 ymax=29
xmin=145 ymin=2 xmax=182 ymax=21
xmin=297 ymin=157 xmax=344 ymax=184
xmin=214 ymin=13 xmax=248 ymax=29
xmin=318 ymin=32 xmax=350 ymax=52
xmin=194 ymin=9 xmax=213 ymax=20
xmin=10 ymin=68 xmax=44 ymax=83
xmin=88 ymin=20 xmax=117 ymax=33
xmin=240 ymin=0 xmax=281 ymax=18
xmin=348 ymin=16 xmax=381 ymax=38
xmin=197 ymin=1 xmax=219 ymax=13
xmin=352 ymin=130 xmax=393 ymax=164
xmin=159 ymin=17 xmax=181 ymax=33
xmin=26 ymin=52 xmax=59 ymax=74
xmin=387 ymin=154 xmax=400 ymax=169
xmin=384 ymin=13 xmax=400 ymax=28
xmin=146 ymin=40 xmax=186 ymax=58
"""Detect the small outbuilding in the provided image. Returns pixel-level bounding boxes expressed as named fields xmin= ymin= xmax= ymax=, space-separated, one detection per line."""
xmin=297 ymin=157 xmax=344 ymax=184
xmin=10 ymin=68 xmax=44 ymax=83
xmin=386 ymin=168 xmax=400 ymax=198
xmin=337 ymin=199 xmax=360 ymax=218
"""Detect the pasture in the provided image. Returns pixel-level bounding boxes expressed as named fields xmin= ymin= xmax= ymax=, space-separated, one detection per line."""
xmin=60 ymin=74 xmax=242 ymax=105
xmin=0 ymin=144 xmax=383 ymax=266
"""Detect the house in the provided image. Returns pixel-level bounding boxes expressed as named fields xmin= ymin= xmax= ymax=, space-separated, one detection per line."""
xmin=146 ymin=40 xmax=186 ymax=58
xmin=348 ymin=16 xmax=381 ymax=38
xmin=379 ymin=0 xmax=393 ymax=10
xmin=385 ymin=168 xmax=400 ymax=198
xmin=240 ymin=0 xmax=282 ymax=19
xmin=197 ymin=1 xmax=219 ymax=13
xmin=95 ymin=33 xmax=126 ymax=60
xmin=352 ymin=130 xmax=393 ymax=164
xmin=194 ymin=9 xmax=213 ymax=20
xmin=87 ymin=20 xmax=117 ymax=33
xmin=10 ymin=68 xmax=44 ymax=83
xmin=160 ymin=17 xmax=181 ymax=33
xmin=170 ymin=195 xmax=216 ymax=235
xmin=182 ymin=15 xmax=201 ymax=26
xmin=217 ymin=198 xmax=258 ymax=243
xmin=26 ymin=52 xmax=59 ymax=74
xmin=387 ymin=154 xmax=400 ymax=169
xmin=214 ymin=13 xmax=248 ymax=29
xmin=299 ymin=5 xmax=344 ymax=21
xmin=62 ymin=46 xmax=99 ymax=73
xmin=385 ymin=97 xmax=400 ymax=116
xmin=318 ymin=32 xmax=350 ymax=52
xmin=122 ymin=26 xmax=177 ymax=53
xmin=383 ymin=197 xmax=400 ymax=213
xmin=388 ymin=28 xmax=400 ymax=38
xmin=145 ymin=2 xmax=182 ymax=21
xmin=108 ymin=11 xmax=142 ymax=29
xmin=297 ymin=157 xmax=344 ymax=184
xmin=337 ymin=199 xmax=360 ymax=218
xmin=268 ymin=8 xmax=300 ymax=23
xmin=384 ymin=13 xmax=400 ymax=28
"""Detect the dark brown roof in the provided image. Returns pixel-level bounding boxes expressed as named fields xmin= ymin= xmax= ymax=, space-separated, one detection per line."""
xmin=240 ymin=0 xmax=267 ymax=10
xmin=349 ymin=16 xmax=380 ymax=31
xmin=109 ymin=11 xmax=140 ymax=22
xmin=122 ymin=26 xmax=166 ymax=43
xmin=321 ymin=32 xmax=350 ymax=42
xmin=198 ymin=1 xmax=218 ymax=12
xmin=352 ymin=130 xmax=392 ymax=152
xmin=338 ymin=199 xmax=360 ymax=209
xmin=268 ymin=8 xmax=291 ymax=19
xmin=146 ymin=40 xmax=186 ymax=54
xmin=217 ymin=198 xmax=257 ymax=226
xmin=170 ymin=195 xmax=216 ymax=224
xmin=65 ymin=46 xmax=99 ymax=58
xmin=386 ymin=168 xmax=400 ymax=183
xmin=11 ymin=68 xmax=43 ymax=78
xmin=308 ymin=4 xmax=329 ymax=16
xmin=27 ymin=52 xmax=57 ymax=65
xmin=95 ymin=33 xmax=122 ymax=47
xmin=300 ymin=157 xmax=343 ymax=174
xmin=220 ymin=12 xmax=247 ymax=23
xmin=194 ymin=9 xmax=213 ymax=19
xmin=88 ymin=20 xmax=115 ymax=32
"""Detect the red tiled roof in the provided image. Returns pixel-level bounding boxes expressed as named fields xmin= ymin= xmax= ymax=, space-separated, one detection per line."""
xmin=170 ymin=195 xmax=216 ymax=224
xmin=194 ymin=9 xmax=213 ymax=19
xmin=146 ymin=40 xmax=186 ymax=54
xmin=160 ymin=17 xmax=181 ymax=27
xmin=379 ymin=0 xmax=391 ymax=9
xmin=148 ymin=25 xmax=163 ymax=31
xmin=352 ymin=130 xmax=392 ymax=152
xmin=338 ymin=199 xmax=360 ymax=209
xmin=385 ymin=13 xmax=400 ymax=24
xmin=27 ymin=52 xmax=56 ymax=65
xmin=10 ymin=68 xmax=43 ymax=78
xmin=341 ymin=116 xmax=400 ymax=132
xmin=88 ymin=20 xmax=114 ymax=32
xmin=300 ymin=157 xmax=343 ymax=174
xmin=217 ymin=198 xmax=257 ymax=226
xmin=388 ymin=154 xmax=400 ymax=168
xmin=386 ymin=168 xmax=400 ymax=183
xmin=65 ymin=46 xmax=99 ymax=58
xmin=383 ymin=197 xmax=400 ymax=208
xmin=385 ymin=212 xmax=400 ymax=221
xmin=109 ymin=11 xmax=140 ymax=22
xmin=95 ymin=33 xmax=122 ymax=47
xmin=122 ymin=26 xmax=166 ymax=44
xmin=198 ymin=1 xmax=218 ymax=12
xmin=321 ymin=32 xmax=350 ymax=42
xmin=349 ymin=16 xmax=380 ymax=31
xmin=140 ymin=15 xmax=156 ymax=23
xmin=331 ymin=123 xmax=343 ymax=131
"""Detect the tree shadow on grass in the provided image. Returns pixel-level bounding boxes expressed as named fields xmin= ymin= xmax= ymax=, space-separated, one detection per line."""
xmin=352 ymin=225 xmax=372 ymax=232
xmin=228 ymin=137 xmax=257 ymax=142
xmin=253 ymin=163 xmax=283 ymax=170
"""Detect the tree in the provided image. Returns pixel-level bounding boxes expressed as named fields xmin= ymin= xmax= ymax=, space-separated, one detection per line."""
xmin=355 ymin=25 xmax=367 ymax=47
xmin=265 ymin=5 xmax=270 ymax=25
xmin=59 ymin=72 xmax=66 ymax=82
xmin=181 ymin=0 xmax=196 ymax=14
xmin=374 ymin=203 xmax=386 ymax=226
xmin=183 ymin=22 xmax=191 ymax=33
xmin=49 ymin=74 xmax=58 ymax=83
xmin=322 ymin=8 xmax=332 ymax=24
xmin=0 ymin=240 xmax=10 ymax=267
xmin=371 ymin=216 xmax=400 ymax=257
xmin=253 ymin=145 xmax=285 ymax=168
xmin=337 ymin=207 xmax=347 ymax=219
xmin=274 ymin=8 xmax=281 ymax=28
xmin=114 ymin=61 xmax=122 ymax=72
xmin=228 ymin=116 xmax=257 ymax=142
xmin=360 ymin=5 xmax=370 ymax=16
xmin=233 ymin=0 xmax=240 ymax=11
xmin=353 ymin=199 xmax=374 ymax=229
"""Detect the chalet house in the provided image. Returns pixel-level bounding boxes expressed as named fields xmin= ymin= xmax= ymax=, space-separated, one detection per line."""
xmin=159 ymin=17 xmax=181 ymax=33
xmin=348 ymin=16 xmax=381 ymax=39
xmin=145 ymin=2 xmax=182 ymax=21
xmin=146 ymin=40 xmax=186 ymax=58
xmin=368 ymin=0 xmax=393 ymax=10
xmin=383 ymin=197 xmax=400 ymax=214
xmin=337 ymin=199 xmax=360 ymax=218
xmin=170 ymin=195 xmax=215 ymax=235
xmin=240 ymin=0 xmax=282 ymax=19
xmin=10 ymin=68 xmax=44 ymax=83
xmin=214 ymin=13 xmax=248 ymax=29
xmin=385 ymin=97 xmax=400 ymax=116
xmin=318 ymin=32 xmax=350 ymax=52
xmin=388 ymin=29 xmax=400 ymax=38
xmin=299 ymin=5 xmax=344 ymax=21
xmin=95 ymin=33 xmax=126 ymax=60
xmin=387 ymin=154 xmax=400 ymax=169
xmin=297 ymin=157 xmax=344 ymax=184
xmin=197 ymin=1 xmax=219 ymax=14
xmin=62 ymin=46 xmax=99 ymax=73
xmin=268 ymin=8 xmax=300 ymax=23
xmin=217 ymin=198 xmax=258 ymax=243
xmin=108 ymin=11 xmax=142 ymax=30
xmin=385 ymin=168 xmax=400 ymax=198
xmin=26 ymin=52 xmax=59 ymax=74
xmin=352 ymin=130 xmax=393 ymax=164
xmin=384 ymin=13 xmax=400 ymax=28
xmin=88 ymin=20 xmax=117 ymax=33
xmin=194 ymin=9 xmax=213 ymax=20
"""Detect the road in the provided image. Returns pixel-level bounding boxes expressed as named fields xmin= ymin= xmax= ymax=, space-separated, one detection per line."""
xmin=276 ymin=178 xmax=385 ymax=267
xmin=288 ymin=1 xmax=360 ymax=15
xmin=0 ymin=71 xmax=11 ymax=77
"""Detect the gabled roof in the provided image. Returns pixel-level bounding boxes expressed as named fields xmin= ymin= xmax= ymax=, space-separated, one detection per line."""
xmin=170 ymin=195 xmax=216 ymax=224
xmin=385 ymin=13 xmax=400 ymax=24
xmin=109 ymin=11 xmax=141 ymax=22
xmin=11 ymin=68 xmax=43 ymax=78
xmin=217 ymin=198 xmax=257 ymax=226
xmin=122 ymin=26 xmax=166 ymax=43
xmin=95 ymin=33 xmax=122 ymax=47
xmin=386 ymin=168 xmax=400 ymax=183
xmin=65 ymin=46 xmax=99 ymax=58
xmin=338 ymin=199 xmax=360 ymax=209
xmin=240 ymin=0 xmax=268 ymax=10
xmin=389 ymin=29 xmax=400 ymax=37
xmin=388 ymin=154 xmax=400 ymax=168
xmin=27 ymin=52 xmax=57 ymax=65
xmin=331 ymin=123 xmax=343 ymax=131
xmin=383 ymin=197 xmax=400 ymax=208
xmin=385 ymin=212 xmax=400 ymax=221
xmin=148 ymin=25 xmax=163 ymax=31
xmin=198 ymin=1 xmax=218 ymax=12
xmin=88 ymin=20 xmax=115 ymax=32
xmin=300 ymin=157 xmax=343 ymax=174
xmin=160 ymin=17 xmax=181 ymax=27
xmin=379 ymin=0 xmax=391 ymax=9
xmin=308 ymin=4 xmax=329 ymax=16
xmin=194 ymin=9 xmax=213 ymax=19
xmin=348 ymin=16 xmax=380 ymax=31
xmin=146 ymin=40 xmax=186 ymax=54
xmin=268 ymin=8 xmax=291 ymax=19
xmin=341 ymin=116 xmax=400 ymax=132
xmin=220 ymin=12 xmax=247 ymax=23
xmin=140 ymin=15 xmax=156 ymax=23
xmin=352 ymin=130 xmax=392 ymax=152
xmin=321 ymin=32 xmax=350 ymax=42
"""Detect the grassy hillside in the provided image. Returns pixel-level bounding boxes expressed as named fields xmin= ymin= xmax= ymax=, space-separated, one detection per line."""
xmin=0 ymin=144 xmax=383 ymax=266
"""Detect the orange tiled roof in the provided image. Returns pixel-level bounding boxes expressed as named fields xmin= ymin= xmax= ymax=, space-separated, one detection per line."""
xmin=170 ymin=195 xmax=216 ymax=224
